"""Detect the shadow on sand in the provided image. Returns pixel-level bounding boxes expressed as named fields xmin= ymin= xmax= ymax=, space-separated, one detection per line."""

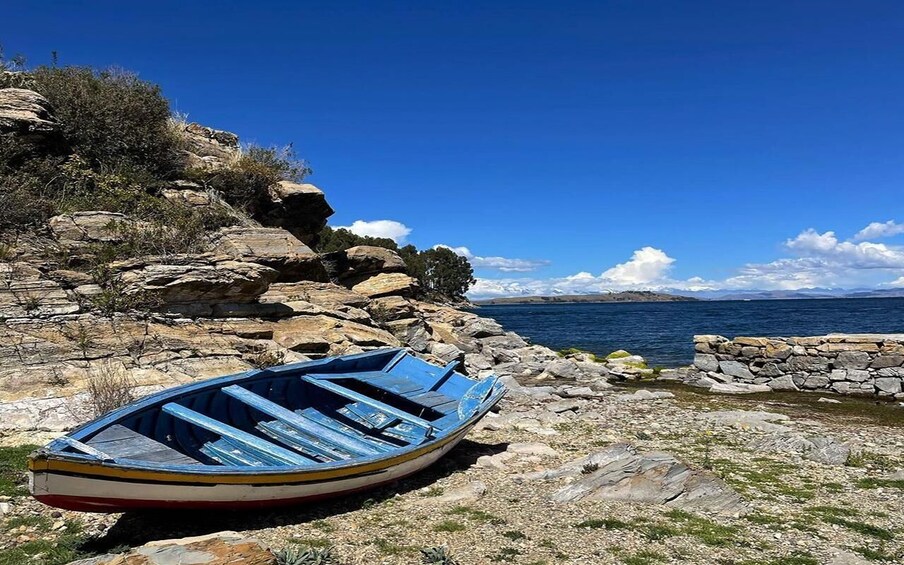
xmin=83 ymin=438 xmax=509 ymax=552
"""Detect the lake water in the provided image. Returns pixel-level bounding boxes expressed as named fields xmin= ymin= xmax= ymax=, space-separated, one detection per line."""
xmin=473 ymin=298 xmax=904 ymax=367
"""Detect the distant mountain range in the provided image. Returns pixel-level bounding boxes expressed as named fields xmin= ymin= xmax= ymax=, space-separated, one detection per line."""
xmin=694 ymin=288 xmax=904 ymax=301
xmin=472 ymin=287 xmax=904 ymax=304
xmin=473 ymin=291 xmax=698 ymax=305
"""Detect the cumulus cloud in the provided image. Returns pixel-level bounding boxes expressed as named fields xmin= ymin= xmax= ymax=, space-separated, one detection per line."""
xmin=336 ymin=220 xmax=412 ymax=244
xmin=853 ymin=220 xmax=904 ymax=241
xmin=887 ymin=276 xmax=904 ymax=288
xmin=601 ymin=247 xmax=675 ymax=285
xmin=434 ymin=245 xmax=550 ymax=272
xmin=784 ymin=228 xmax=904 ymax=268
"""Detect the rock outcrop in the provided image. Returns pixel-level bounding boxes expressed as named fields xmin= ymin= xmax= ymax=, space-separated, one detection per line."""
xmin=351 ymin=272 xmax=419 ymax=298
xmin=0 ymin=88 xmax=60 ymax=139
xmin=524 ymin=444 xmax=748 ymax=516
xmin=48 ymin=211 xmax=136 ymax=247
xmin=211 ymin=226 xmax=329 ymax=282
xmin=116 ymin=257 xmax=279 ymax=310
xmin=177 ymin=122 xmax=239 ymax=171
xmin=262 ymin=180 xmax=334 ymax=245
xmin=322 ymin=245 xmax=407 ymax=283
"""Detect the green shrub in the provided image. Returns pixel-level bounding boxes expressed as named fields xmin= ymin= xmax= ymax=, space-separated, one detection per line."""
xmin=0 ymin=444 xmax=39 ymax=497
xmin=421 ymin=546 xmax=459 ymax=565
xmin=30 ymin=65 xmax=181 ymax=178
xmin=275 ymin=546 xmax=334 ymax=565
xmin=316 ymin=225 xmax=399 ymax=253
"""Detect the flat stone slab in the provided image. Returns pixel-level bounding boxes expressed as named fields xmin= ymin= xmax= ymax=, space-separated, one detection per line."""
xmin=520 ymin=444 xmax=746 ymax=516
xmin=709 ymin=383 xmax=771 ymax=395
xmin=701 ymin=410 xmax=792 ymax=433
xmin=68 ymin=531 xmax=275 ymax=565
xmin=749 ymin=434 xmax=851 ymax=466
xmin=614 ymin=389 xmax=675 ymax=402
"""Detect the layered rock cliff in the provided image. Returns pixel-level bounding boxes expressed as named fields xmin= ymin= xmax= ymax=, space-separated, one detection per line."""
xmin=0 ymin=87 xmax=607 ymax=431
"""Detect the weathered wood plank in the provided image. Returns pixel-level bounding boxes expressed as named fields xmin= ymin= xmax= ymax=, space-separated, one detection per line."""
xmin=257 ymin=420 xmax=350 ymax=461
xmin=59 ymin=436 xmax=113 ymax=460
xmin=300 ymin=375 xmax=434 ymax=433
xmin=298 ymin=408 xmax=397 ymax=451
xmin=87 ymin=425 xmax=201 ymax=465
xmin=202 ymin=439 xmax=268 ymax=467
xmin=162 ymin=403 xmax=311 ymax=466
xmin=222 ymin=385 xmax=380 ymax=456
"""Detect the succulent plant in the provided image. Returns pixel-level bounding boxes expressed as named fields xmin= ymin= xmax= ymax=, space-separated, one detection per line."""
xmin=276 ymin=546 xmax=334 ymax=565
xmin=421 ymin=546 xmax=459 ymax=565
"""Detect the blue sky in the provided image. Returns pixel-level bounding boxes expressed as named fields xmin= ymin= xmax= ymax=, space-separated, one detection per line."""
xmin=6 ymin=1 xmax=904 ymax=297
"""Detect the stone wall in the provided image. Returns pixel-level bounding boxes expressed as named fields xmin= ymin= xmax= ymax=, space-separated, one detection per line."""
xmin=692 ymin=334 xmax=904 ymax=398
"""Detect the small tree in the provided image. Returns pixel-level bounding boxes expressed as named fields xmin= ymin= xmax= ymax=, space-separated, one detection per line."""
xmin=420 ymin=247 xmax=475 ymax=300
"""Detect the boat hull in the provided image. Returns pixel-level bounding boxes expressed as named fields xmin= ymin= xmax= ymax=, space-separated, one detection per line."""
xmin=30 ymin=422 xmax=472 ymax=512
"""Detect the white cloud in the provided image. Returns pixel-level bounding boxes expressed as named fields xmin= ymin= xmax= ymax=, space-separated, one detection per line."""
xmin=601 ymin=247 xmax=675 ymax=284
xmin=720 ymin=258 xmax=840 ymax=290
xmin=434 ymin=245 xmax=550 ymax=272
xmin=466 ymin=246 xmax=709 ymax=299
xmin=336 ymin=220 xmax=412 ymax=244
xmin=854 ymin=220 xmax=904 ymax=241
xmin=888 ymin=276 xmax=904 ymax=288
xmin=785 ymin=229 xmax=840 ymax=254
xmin=784 ymin=228 xmax=904 ymax=268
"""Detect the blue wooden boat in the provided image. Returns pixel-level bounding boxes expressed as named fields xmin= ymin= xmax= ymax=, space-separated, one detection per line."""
xmin=28 ymin=349 xmax=504 ymax=512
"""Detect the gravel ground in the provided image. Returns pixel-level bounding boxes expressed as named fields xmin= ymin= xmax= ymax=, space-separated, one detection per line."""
xmin=1 ymin=383 xmax=902 ymax=565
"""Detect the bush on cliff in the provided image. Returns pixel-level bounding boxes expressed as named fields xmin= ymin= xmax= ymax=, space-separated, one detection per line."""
xmin=0 ymin=57 xmax=185 ymax=231
xmin=317 ymin=226 xmax=399 ymax=253
xmin=28 ymin=65 xmax=182 ymax=178
xmin=186 ymin=144 xmax=312 ymax=218
xmin=0 ymin=55 xmax=239 ymax=248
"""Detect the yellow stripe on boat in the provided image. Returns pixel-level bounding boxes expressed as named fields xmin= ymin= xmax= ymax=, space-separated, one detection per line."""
xmin=29 ymin=427 xmax=467 ymax=485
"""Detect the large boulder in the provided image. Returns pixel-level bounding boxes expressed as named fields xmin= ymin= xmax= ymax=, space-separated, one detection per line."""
xmin=0 ymin=88 xmax=60 ymax=139
xmin=272 ymin=315 xmax=399 ymax=355
xmin=367 ymin=295 xmax=415 ymax=321
xmin=67 ymin=531 xmax=275 ymax=565
xmin=211 ymin=226 xmax=328 ymax=282
xmin=116 ymin=257 xmax=278 ymax=308
xmin=260 ymin=281 xmax=368 ymax=309
xmin=261 ymin=180 xmax=334 ymax=245
xmin=350 ymin=272 xmax=419 ymax=298
xmin=322 ymin=245 xmax=407 ymax=284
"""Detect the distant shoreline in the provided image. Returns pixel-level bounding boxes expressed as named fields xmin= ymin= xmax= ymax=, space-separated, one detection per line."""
xmin=472 ymin=291 xmax=697 ymax=305
xmin=471 ymin=293 xmax=904 ymax=306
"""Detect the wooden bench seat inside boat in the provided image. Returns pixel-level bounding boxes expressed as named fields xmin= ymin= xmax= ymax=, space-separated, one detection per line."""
xmin=86 ymin=424 xmax=200 ymax=465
